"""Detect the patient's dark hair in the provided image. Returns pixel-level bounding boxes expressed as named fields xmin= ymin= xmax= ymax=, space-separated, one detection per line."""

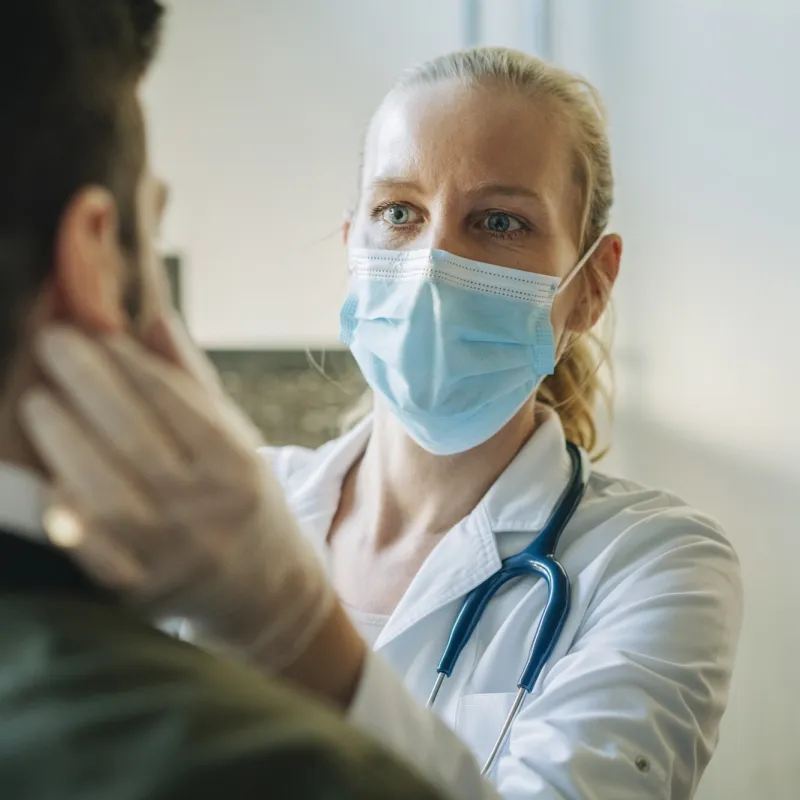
xmin=0 ymin=0 xmax=165 ymax=385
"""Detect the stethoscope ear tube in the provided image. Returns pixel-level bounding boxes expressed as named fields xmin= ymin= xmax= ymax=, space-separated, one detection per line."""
xmin=435 ymin=569 xmax=511 ymax=679
xmin=518 ymin=558 xmax=570 ymax=692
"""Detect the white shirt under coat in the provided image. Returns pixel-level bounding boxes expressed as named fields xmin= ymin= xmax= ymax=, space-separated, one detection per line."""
xmin=262 ymin=410 xmax=743 ymax=800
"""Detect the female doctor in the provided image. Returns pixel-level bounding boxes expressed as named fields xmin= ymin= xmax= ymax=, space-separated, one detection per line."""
xmin=22 ymin=47 xmax=742 ymax=800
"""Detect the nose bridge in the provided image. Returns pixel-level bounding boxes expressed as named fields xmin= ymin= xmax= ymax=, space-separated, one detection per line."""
xmin=427 ymin=191 xmax=468 ymax=255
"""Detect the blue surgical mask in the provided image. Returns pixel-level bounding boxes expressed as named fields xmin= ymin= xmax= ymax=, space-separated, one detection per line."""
xmin=340 ymin=240 xmax=603 ymax=455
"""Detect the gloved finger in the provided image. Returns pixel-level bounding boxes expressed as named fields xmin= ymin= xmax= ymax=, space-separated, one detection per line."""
xmin=34 ymin=326 xmax=187 ymax=488
xmin=42 ymin=490 xmax=146 ymax=592
xmin=143 ymin=312 xmax=224 ymax=395
xmin=43 ymin=485 xmax=204 ymax=607
xmin=102 ymin=333 xmax=263 ymax=468
xmin=18 ymin=388 xmax=155 ymax=523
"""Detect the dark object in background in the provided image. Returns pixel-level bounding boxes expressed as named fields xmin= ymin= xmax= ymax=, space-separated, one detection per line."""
xmin=163 ymin=255 xmax=366 ymax=449
xmin=164 ymin=254 xmax=183 ymax=312
xmin=209 ymin=349 xmax=365 ymax=449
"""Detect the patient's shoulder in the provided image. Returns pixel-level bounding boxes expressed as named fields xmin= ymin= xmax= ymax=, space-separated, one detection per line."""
xmin=0 ymin=597 xmax=441 ymax=799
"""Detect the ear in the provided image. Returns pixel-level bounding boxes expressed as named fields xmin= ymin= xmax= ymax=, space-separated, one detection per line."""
xmin=342 ymin=212 xmax=352 ymax=246
xmin=566 ymin=234 xmax=622 ymax=333
xmin=52 ymin=187 xmax=128 ymax=334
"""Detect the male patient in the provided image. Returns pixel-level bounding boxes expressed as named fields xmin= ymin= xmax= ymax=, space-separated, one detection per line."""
xmin=0 ymin=2 xmax=441 ymax=798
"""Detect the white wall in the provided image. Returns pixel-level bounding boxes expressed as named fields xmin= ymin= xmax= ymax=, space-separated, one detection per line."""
xmin=551 ymin=2 xmax=800 ymax=797
xmin=566 ymin=0 xmax=800 ymax=470
xmin=473 ymin=0 xmax=551 ymax=55
xmin=142 ymin=0 xmax=464 ymax=348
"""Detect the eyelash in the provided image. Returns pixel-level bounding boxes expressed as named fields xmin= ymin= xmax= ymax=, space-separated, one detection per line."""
xmin=370 ymin=201 xmax=408 ymax=222
xmin=481 ymin=209 xmax=530 ymax=240
xmin=370 ymin=203 xmax=531 ymax=240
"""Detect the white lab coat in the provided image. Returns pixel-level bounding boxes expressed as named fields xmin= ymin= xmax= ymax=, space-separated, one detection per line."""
xmin=261 ymin=411 xmax=743 ymax=800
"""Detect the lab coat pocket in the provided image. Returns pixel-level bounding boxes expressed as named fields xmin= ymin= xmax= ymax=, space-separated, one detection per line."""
xmin=455 ymin=692 xmax=518 ymax=773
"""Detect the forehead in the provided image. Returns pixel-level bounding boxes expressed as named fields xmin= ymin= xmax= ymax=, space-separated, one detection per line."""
xmin=364 ymin=81 xmax=576 ymax=214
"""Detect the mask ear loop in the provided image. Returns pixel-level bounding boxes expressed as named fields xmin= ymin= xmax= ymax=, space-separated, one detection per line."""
xmin=553 ymin=231 xmax=607 ymax=298
xmin=552 ymin=231 xmax=608 ymax=358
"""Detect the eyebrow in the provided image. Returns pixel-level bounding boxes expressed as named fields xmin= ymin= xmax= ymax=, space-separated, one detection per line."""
xmin=368 ymin=177 xmax=423 ymax=193
xmin=368 ymin=177 xmax=547 ymax=208
xmin=466 ymin=182 xmax=547 ymax=207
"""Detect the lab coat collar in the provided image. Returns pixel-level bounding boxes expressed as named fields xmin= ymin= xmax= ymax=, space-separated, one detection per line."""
xmin=285 ymin=408 xmax=575 ymax=649
xmin=287 ymin=416 xmax=374 ymax=549
xmin=480 ymin=407 xmax=573 ymax=535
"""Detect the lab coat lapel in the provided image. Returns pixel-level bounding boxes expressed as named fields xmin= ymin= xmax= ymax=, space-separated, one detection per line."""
xmin=279 ymin=419 xmax=374 ymax=561
xmin=373 ymin=506 xmax=502 ymax=650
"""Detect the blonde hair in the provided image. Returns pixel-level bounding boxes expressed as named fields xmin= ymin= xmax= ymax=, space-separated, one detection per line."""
xmin=346 ymin=47 xmax=615 ymax=458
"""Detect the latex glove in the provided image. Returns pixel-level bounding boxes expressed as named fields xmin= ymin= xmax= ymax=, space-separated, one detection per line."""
xmin=19 ymin=318 xmax=335 ymax=672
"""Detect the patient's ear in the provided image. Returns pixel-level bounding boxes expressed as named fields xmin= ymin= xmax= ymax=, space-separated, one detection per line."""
xmin=52 ymin=187 xmax=128 ymax=334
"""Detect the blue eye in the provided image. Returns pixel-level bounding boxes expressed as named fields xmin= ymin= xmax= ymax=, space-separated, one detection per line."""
xmin=382 ymin=204 xmax=413 ymax=225
xmin=483 ymin=212 xmax=523 ymax=234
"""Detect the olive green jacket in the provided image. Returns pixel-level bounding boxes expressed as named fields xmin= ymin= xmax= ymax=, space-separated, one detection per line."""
xmin=0 ymin=530 xmax=442 ymax=800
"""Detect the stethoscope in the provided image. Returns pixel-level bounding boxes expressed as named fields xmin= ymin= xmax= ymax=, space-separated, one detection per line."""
xmin=426 ymin=441 xmax=589 ymax=776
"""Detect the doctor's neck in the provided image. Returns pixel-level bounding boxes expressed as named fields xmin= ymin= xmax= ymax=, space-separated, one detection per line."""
xmin=353 ymin=399 xmax=539 ymax=547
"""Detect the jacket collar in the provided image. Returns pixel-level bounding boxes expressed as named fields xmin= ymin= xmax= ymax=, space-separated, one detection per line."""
xmin=286 ymin=409 xmax=574 ymax=647
xmin=0 ymin=527 xmax=115 ymax=600
xmin=0 ymin=462 xmax=115 ymax=601
xmin=0 ymin=461 xmax=48 ymax=544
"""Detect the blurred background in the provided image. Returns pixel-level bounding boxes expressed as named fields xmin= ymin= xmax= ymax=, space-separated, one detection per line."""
xmin=143 ymin=1 xmax=799 ymax=796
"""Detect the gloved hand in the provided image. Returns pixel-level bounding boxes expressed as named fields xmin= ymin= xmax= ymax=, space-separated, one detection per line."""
xmin=19 ymin=317 xmax=335 ymax=672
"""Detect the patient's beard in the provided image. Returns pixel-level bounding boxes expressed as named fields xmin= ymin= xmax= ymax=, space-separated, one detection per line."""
xmin=119 ymin=204 xmax=149 ymax=336
xmin=121 ymin=246 xmax=155 ymax=341
xmin=123 ymin=265 xmax=144 ymax=327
